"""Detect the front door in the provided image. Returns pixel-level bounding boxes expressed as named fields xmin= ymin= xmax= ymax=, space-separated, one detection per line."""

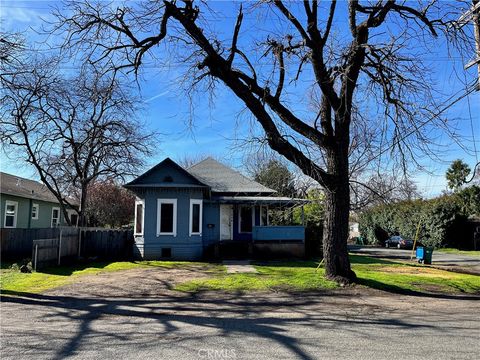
xmin=220 ymin=205 xmax=233 ymax=240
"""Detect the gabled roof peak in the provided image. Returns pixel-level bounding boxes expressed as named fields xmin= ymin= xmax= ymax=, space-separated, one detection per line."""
xmin=126 ymin=157 xmax=276 ymax=194
xmin=125 ymin=157 xmax=208 ymax=188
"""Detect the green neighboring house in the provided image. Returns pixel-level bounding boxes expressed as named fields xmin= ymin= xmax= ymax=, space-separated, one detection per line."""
xmin=0 ymin=172 xmax=77 ymax=229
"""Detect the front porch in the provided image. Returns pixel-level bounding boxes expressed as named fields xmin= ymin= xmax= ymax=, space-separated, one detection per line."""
xmin=214 ymin=195 xmax=308 ymax=242
xmin=210 ymin=196 xmax=308 ymax=259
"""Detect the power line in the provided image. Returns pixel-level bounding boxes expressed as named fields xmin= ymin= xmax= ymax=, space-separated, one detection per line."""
xmin=369 ymin=82 xmax=478 ymax=163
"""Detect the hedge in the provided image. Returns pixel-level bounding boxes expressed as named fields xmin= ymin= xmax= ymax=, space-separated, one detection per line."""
xmin=358 ymin=195 xmax=467 ymax=248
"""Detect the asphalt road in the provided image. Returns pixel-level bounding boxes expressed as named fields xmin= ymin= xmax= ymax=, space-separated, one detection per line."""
xmin=349 ymin=246 xmax=480 ymax=274
xmin=1 ymin=288 xmax=479 ymax=360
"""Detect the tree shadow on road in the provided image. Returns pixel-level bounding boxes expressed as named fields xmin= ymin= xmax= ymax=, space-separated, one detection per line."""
xmin=0 ymin=289 xmax=449 ymax=360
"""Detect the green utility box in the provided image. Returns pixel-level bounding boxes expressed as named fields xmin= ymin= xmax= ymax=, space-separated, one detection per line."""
xmin=423 ymin=247 xmax=433 ymax=265
xmin=416 ymin=246 xmax=434 ymax=265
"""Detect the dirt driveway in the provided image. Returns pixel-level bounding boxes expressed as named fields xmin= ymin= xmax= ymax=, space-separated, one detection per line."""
xmin=1 ymin=266 xmax=479 ymax=360
xmin=45 ymin=264 xmax=215 ymax=298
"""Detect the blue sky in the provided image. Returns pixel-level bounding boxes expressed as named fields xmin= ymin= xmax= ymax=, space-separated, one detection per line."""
xmin=1 ymin=0 xmax=479 ymax=197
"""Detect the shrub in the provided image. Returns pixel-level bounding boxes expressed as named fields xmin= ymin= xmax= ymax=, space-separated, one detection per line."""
xmin=358 ymin=196 xmax=463 ymax=248
xmin=455 ymin=185 xmax=480 ymax=216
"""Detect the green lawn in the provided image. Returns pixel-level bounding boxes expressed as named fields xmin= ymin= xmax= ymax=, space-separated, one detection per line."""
xmin=350 ymin=254 xmax=480 ymax=294
xmin=175 ymin=262 xmax=338 ymax=293
xmin=436 ymin=248 xmax=480 ymax=256
xmin=0 ymin=261 xmax=224 ymax=294
xmin=2 ymin=255 xmax=479 ymax=296
xmin=176 ymin=255 xmax=480 ymax=295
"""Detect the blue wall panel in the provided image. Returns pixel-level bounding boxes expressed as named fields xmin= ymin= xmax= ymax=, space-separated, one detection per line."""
xmin=202 ymin=202 xmax=220 ymax=247
xmin=133 ymin=188 xmax=205 ymax=260
xmin=252 ymin=226 xmax=305 ymax=242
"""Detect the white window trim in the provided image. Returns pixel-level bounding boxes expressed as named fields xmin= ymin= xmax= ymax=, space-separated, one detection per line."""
xmin=31 ymin=203 xmax=39 ymax=220
xmin=260 ymin=205 xmax=269 ymax=226
xmin=51 ymin=207 xmax=60 ymax=227
xmin=156 ymin=199 xmax=177 ymax=237
xmin=189 ymin=199 xmax=203 ymax=236
xmin=4 ymin=200 xmax=18 ymax=228
xmin=134 ymin=199 xmax=145 ymax=236
xmin=238 ymin=205 xmax=255 ymax=234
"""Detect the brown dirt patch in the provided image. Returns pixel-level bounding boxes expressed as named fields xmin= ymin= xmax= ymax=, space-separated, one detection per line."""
xmin=46 ymin=266 xmax=214 ymax=298
xmin=377 ymin=265 xmax=457 ymax=279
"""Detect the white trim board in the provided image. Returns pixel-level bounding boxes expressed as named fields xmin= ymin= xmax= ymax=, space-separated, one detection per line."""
xmin=189 ymin=199 xmax=203 ymax=236
xmin=31 ymin=203 xmax=39 ymax=220
xmin=4 ymin=200 xmax=18 ymax=228
xmin=51 ymin=207 xmax=60 ymax=227
xmin=134 ymin=199 xmax=145 ymax=236
xmin=156 ymin=199 xmax=177 ymax=237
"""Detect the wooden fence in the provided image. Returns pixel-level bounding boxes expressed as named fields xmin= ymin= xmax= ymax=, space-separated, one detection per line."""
xmin=1 ymin=227 xmax=133 ymax=269
xmin=32 ymin=227 xmax=80 ymax=270
xmin=79 ymin=228 xmax=133 ymax=260
xmin=1 ymin=228 xmax=60 ymax=259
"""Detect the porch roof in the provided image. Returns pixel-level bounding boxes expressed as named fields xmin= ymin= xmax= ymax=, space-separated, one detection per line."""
xmin=212 ymin=196 xmax=309 ymax=206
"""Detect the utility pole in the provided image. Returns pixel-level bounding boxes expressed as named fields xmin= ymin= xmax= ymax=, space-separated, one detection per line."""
xmin=472 ymin=0 xmax=480 ymax=90
xmin=459 ymin=0 xmax=480 ymax=90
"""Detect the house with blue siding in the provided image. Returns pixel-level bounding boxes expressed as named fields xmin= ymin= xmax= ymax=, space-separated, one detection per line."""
xmin=0 ymin=172 xmax=77 ymax=229
xmin=124 ymin=157 xmax=307 ymax=260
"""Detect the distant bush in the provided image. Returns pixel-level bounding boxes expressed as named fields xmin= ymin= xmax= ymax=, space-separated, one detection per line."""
xmin=455 ymin=185 xmax=480 ymax=216
xmin=358 ymin=195 xmax=466 ymax=248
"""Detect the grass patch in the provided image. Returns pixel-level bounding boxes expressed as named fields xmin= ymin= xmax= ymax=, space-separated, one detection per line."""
xmin=0 ymin=260 xmax=223 ymax=294
xmin=436 ymin=248 xmax=480 ymax=256
xmin=177 ymin=255 xmax=480 ymax=295
xmin=175 ymin=262 xmax=338 ymax=293
xmin=350 ymin=254 xmax=480 ymax=294
xmin=2 ymin=255 xmax=478 ymax=296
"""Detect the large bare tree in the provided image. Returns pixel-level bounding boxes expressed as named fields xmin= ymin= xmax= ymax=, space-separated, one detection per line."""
xmin=51 ymin=1 xmax=475 ymax=282
xmin=1 ymin=36 xmax=154 ymax=226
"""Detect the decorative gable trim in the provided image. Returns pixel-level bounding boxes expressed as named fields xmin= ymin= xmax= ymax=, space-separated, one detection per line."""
xmin=124 ymin=158 xmax=209 ymax=188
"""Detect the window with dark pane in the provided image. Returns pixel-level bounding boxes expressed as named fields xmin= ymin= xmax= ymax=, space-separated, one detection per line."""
xmin=240 ymin=206 xmax=253 ymax=233
xmin=192 ymin=203 xmax=200 ymax=233
xmin=70 ymin=214 xmax=79 ymax=226
xmin=160 ymin=203 xmax=174 ymax=233
xmin=52 ymin=209 xmax=60 ymax=226
xmin=5 ymin=203 xmax=15 ymax=227
xmin=135 ymin=203 xmax=143 ymax=234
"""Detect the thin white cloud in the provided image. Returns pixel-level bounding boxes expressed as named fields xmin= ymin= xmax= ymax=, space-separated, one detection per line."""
xmin=144 ymin=90 xmax=169 ymax=103
xmin=0 ymin=6 xmax=51 ymax=31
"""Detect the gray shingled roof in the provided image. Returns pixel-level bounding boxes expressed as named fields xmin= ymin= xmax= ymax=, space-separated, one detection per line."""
xmin=187 ymin=158 xmax=276 ymax=194
xmin=0 ymin=172 xmax=60 ymax=203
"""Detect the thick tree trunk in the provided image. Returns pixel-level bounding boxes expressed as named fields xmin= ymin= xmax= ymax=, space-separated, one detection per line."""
xmin=79 ymin=183 xmax=88 ymax=227
xmin=322 ymin=145 xmax=356 ymax=283
xmin=322 ymin=181 xmax=355 ymax=283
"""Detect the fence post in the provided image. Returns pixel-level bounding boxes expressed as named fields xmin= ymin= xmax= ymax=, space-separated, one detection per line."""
xmin=78 ymin=228 xmax=82 ymax=258
xmin=58 ymin=228 xmax=63 ymax=266
xmin=34 ymin=244 xmax=38 ymax=271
